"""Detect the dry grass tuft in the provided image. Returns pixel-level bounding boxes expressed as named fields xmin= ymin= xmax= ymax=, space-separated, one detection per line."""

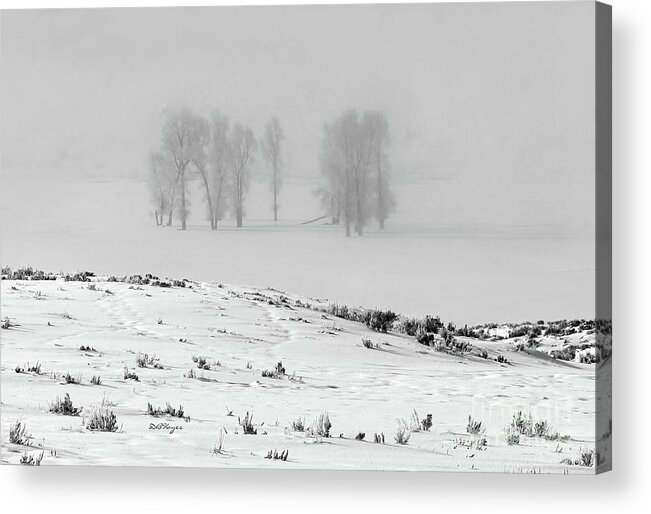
xmin=9 ymin=420 xmax=31 ymax=445
xmin=85 ymin=406 xmax=119 ymax=432
xmin=49 ymin=393 xmax=82 ymax=416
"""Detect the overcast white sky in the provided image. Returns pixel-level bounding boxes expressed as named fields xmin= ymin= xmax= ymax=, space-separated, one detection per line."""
xmin=1 ymin=2 xmax=595 ymax=230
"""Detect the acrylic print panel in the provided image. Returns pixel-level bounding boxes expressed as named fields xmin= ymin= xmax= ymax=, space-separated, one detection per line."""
xmin=0 ymin=2 xmax=611 ymax=473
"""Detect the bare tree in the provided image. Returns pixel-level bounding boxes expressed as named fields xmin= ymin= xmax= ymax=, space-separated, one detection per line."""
xmin=260 ymin=117 xmax=284 ymax=222
xmin=229 ymin=124 xmax=257 ymax=228
xmin=187 ymin=117 xmax=212 ymax=230
xmin=318 ymin=123 xmax=345 ymax=226
xmin=318 ymin=109 xmax=396 ymax=236
xmin=362 ymin=110 xmax=395 ymax=229
xmin=147 ymin=151 xmax=177 ymax=226
xmin=161 ymin=108 xmax=207 ymax=230
xmin=319 ymin=110 xmax=371 ymax=237
xmin=208 ymin=110 xmax=232 ymax=229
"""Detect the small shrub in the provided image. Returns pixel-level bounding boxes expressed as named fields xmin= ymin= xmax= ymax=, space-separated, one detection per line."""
xmin=533 ymin=420 xmax=551 ymax=438
xmin=20 ymin=452 xmax=44 ymax=466
xmin=396 ymin=315 xmax=444 ymax=336
xmin=239 ymin=411 xmax=257 ymax=435
xmin=365 ymin=309 xmax=398 ymax=333
xmin=15 ymin=362 xmax=41 ymax=374
xmin=192 ymin=355 xmax=211 ymax=370
xmin=394 ymin=423 xmax=410 ymax=445
xmin=183 ymin=368 xmax=196 ymax=379
xmin=147 ymin=402 xmax=162 ymax=416
xmin=408 ymin=409 xmax=421 ymax=432
xmin=49 ymin=393 xmax=82 ymax=416
xmin=580 ymin=449 xmax=595 ymax=467
xmin=466 ymin=415 xmax=483 ymax=435
xmin=261 ymin=361 xmax=286 ymax=379
xmin=496 ymin=354 xmax=508 ymax=364
xmin=311 ymin=411 xmax=332 ymax=438
xmin=291 ymin=417 xmax=305 ymax=432
xmin=136 ymin=352 xmax=163 ymax=369
xmin=86 ymin=406 xmax=119 ymax=432
xmin=421 ymin=413 xmax=433 ymax=431
xmin=123 ymin=366 xmax=139 ymax=381
xmin=545 ymin=432 xmax=570 ymax=442
xmin=505 ymin=428 xmax=520 ymax=445
xmin=355 ymin=432 xmax=365 ymax=441
xmin=511 ymin=410 xmax=533 ymax=436
xmin=265 ymin=449 xmax=289 ymax=461
xmin=361 ymin=337 xmax=378 ymax=349
xmin=147 ymin=402 xmax=187 ymax=419
xmin=79 ymin=345 xmax=97 ymax=352
xmin=395 ymin=316 xmax=420 ymax=336
xmin=561 ymin=449 xmax=595 ymax=467
xmin=9 ymin=421 xmax=31 ymax=445
xmin=2 ymin=266 xmax=56 ymax=281
xmin=63 ymin=372 xmax=81 ymax=384
xmin=90 ymin=375 xmax=102 ymax=386
xmin=211 ymin=428 xmax=226 ymax=455
xmin=374 ymin=432 xmax=385 ymax=444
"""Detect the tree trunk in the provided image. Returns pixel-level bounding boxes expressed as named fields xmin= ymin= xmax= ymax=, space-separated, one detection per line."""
xmin=180 ymin=170 xmax=187 ymax=231
xmin=236 ymin=177 xmax=243 ymax=228
xmin=199 ymin=171 xmax=215 ymax=231
xmin=344 ymin=176 xmax=351 ymax=237
xmin=272 ymin=162 xmax=279 ymax=222
xmin=167 ymin=209 xmax=173 ymax=226
xmin=355 ymin=175 xmax=363 ymax=236
xmin=377 ymin=160 xmax=385 ymax=230
xmin=154 ymin=211 xmax=160 ymax=226
xmin=273 ymin=182 xmax=278 ymax=222
xmin=212 ymin=197 xmax=220 ymax=230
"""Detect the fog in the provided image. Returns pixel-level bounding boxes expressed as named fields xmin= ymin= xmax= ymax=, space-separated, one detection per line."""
xmin=1 ymin=3 xmax=597 ymax=323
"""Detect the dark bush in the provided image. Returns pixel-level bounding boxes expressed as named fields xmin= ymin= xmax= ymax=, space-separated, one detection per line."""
xmin=466 ymin=415 xmax=483 ymax=434
xmin=421 ymin=414 xmax=433 ymax=431
xmin=123 ymin=367 xmax=139 ymax=381
xmin=49 ymin=393 xmax=82 ymax=416
xmin=265 ymin=449 xmax=288 ymax=461
xmin=20 ymin=452 xmax=44 ymax=466
xmin=239 ymin=411 xmax=257 ymax=435
xmin=365 ymin=309 xmax=398 ymax=333
xmin=86 ymin=407 xmax=119 ymax=432
xmin=262 ymin=361 xmax=286 ymax=379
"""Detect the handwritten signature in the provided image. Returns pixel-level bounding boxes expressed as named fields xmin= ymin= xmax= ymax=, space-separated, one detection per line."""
xmin=149 ymin=422 xmax=183 ymax=434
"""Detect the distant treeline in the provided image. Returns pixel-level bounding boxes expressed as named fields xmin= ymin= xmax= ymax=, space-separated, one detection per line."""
xmin=147 ymin=108 xmax=395 ymax=236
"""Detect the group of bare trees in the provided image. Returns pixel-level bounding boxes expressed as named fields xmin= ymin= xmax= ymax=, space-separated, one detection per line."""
xmin=318 ymin=109 xmax=395 ymax=236
xmin=149 ymin=107 xmax=395 ymax=235
xmin=148 ymin=108 xmax=283 ymax=230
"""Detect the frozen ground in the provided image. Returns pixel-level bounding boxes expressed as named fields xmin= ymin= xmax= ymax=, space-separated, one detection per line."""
xmin=1 ymin=278 xmax=602 ymax=472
